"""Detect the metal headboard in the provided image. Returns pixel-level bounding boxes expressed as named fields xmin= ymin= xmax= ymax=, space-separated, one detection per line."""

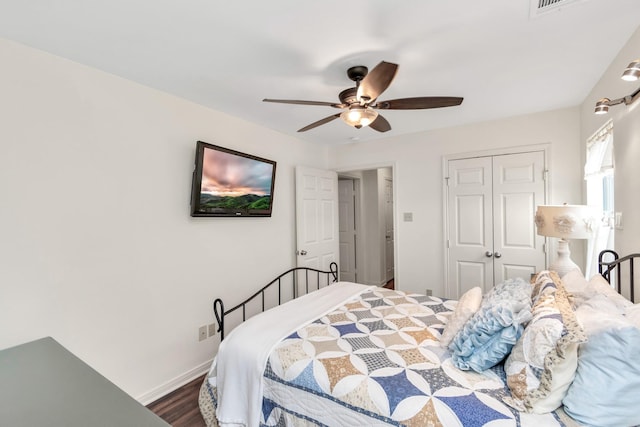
xmin=213 ymin=262 xmax=338 ymax=340
xmin=598 ymin=250 xmax=638 ymax=303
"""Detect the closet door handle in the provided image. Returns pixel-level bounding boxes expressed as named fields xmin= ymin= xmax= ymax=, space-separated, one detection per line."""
xmin=485 ymin=251 xmax=493 ymax=258
xmin=494 ymin=252 xmax=502 ymax=259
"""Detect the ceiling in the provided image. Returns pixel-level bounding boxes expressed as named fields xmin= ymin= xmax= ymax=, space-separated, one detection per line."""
xmin=1 ymin=0 xmax=639 ymax=145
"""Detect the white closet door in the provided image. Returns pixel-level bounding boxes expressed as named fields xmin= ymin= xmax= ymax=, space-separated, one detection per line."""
xmin=492 ymin=151 xmax=546 ymax=283
xmin=446 ymin=151 xmax=547 ymax=297
xmin=447 ymin=157 xmax=494 ymax=296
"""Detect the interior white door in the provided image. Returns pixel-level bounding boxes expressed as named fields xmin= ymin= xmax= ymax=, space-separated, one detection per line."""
xmin=447 ymin=157 xmax=494 ymax=296
xmin=446 ymin=151 xmax=546 ymax=297
xmin=295 ymin=166 xmax=339 ymax=271
xmin=384 ymin=178 xmax=395 ymax=282
xmin=492 ymin=152 xmax=546 ymax=283
xmin=338 ymin=179 xmax=357 ymax=282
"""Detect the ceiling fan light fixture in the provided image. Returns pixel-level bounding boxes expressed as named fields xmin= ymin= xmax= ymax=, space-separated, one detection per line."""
xmin=341 ymin=106 xmax=378 ymax=128
xmin=621 ymin=59 xmax=640 ymax=82
xmin=594 ymin=98 xmax=610 ymax=115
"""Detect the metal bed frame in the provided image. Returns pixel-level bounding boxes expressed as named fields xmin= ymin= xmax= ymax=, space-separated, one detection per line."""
xmin=598 ymin=249 xmax=638 ymax=303
xmin=214 ymin=262 xmax=338 ymax=340
xmin=210 ymin=251 xmax=635 ymax=341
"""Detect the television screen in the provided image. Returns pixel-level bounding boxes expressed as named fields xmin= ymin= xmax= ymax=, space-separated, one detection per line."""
xmin=190 ymin=141 xmax=276 ymax=217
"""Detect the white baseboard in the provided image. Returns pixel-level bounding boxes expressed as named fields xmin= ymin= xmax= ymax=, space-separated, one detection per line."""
xmin=137 ymin=358 xmax=213 ymax=406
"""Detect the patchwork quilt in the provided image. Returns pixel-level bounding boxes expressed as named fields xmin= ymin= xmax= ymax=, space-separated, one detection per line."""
xmin=205 ymin=287 xmax=571 ymax=427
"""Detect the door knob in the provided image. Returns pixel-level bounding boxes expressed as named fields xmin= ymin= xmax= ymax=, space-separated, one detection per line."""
xmin=494 ymin=252 xmax=502 ymax=258
xmin=485 ymin=251 xmax=493 ymax=258
xmin=297 ymin=250 xmax=308 ymax=256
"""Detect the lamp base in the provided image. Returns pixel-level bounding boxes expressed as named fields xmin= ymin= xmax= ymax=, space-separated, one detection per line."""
xmin=549 ymin=239 xmax=581 ymax=277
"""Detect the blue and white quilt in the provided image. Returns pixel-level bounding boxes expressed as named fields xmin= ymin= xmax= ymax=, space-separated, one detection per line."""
xmin=205 ymin=287 xmax=573 ymax=426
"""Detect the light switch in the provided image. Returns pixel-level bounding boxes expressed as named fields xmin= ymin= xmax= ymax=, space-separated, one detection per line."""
xmin=615 ymin=212 xmax=623 ymax=229
xmin=403 ymin=212 xmax=413 ymax=222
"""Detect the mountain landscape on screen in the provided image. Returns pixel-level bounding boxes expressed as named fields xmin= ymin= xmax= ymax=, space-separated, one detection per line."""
xmin=199 ymin=193 xmax=271 ymax=213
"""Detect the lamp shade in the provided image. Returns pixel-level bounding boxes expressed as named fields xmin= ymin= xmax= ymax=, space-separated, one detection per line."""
xmin=594 ymin=98 xmax=610 ymax=115
xmin=340 ymin=106 xmax=378 ymax=128
xmin=535 ymin=205 xmax=596 ymax=239
xmin=621 ymin=59 xmax=640 ymax=82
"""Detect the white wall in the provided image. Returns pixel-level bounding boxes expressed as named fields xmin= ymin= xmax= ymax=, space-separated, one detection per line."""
xmin=330 ymin=108 xmax=582 ymax=296
xmin=0 ymin=38 xmax=328 ymax=401
xmin=580 ymin=26 xmax=640 ymax=298
xmin=4 ymin=23 xmax=623 ymax=401
xmin=358 ymin=169 xmax=387 ymax=286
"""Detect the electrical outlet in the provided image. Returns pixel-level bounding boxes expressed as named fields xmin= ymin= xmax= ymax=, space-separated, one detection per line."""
xmin=426 ymin=289 xmax=433 ymax=296
xmin=198 ymin=325 xmax=207 ymax=342
xmin=208 ymin=323 xmax=216 ymax=337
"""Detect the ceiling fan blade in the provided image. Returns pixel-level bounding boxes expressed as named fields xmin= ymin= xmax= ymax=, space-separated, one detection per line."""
xmin=369 ymin=114 xmax=391 ymax=133
xmin=356 ymin=61 xmax=398 ymax=103
xmin=297 ymin=114 xmax=341 ymax=132
xmin=263 ymin=99 xmax=343 ymax=108
xmin=374 ymin=97 xmax=464 ymax=110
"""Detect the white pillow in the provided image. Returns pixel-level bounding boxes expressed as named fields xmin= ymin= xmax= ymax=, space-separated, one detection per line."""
xmin=565 ymin=273 xmax=632 ymax=311
xmin=561 ymin=269 xmax=588 ymax=293
xmin=580 ymin=293 xmax=623 ymax=315
xmin=440 ymin=287 xmax=482 ymax=347
xmin=588 ymin=274 xmax=633 ymax=311
xmin=625 ymin=304 xmax=640 ymax=329
xmin=561 ymin=270 xmax=590 ymax=307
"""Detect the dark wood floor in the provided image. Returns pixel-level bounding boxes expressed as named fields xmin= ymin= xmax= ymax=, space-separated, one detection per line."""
xmin=147 ymin=375 xmax=206 ymax=427
xmin=383 ymin=278 xmax=395 ymax=290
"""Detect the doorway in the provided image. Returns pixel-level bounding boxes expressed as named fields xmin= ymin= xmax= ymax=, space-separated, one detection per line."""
xmin=338 ymin=167 xmax=395 ymax=287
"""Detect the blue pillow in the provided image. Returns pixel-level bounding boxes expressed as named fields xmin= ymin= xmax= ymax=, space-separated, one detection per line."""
xmin=563 ymin=308 xmax=640 ymax=427
xmin=449 ymin=278 xmax=532 ymax=372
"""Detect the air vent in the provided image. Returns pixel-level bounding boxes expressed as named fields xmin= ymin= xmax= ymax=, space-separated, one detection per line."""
xmin=530 ymin=0 xmax=584 ymax=18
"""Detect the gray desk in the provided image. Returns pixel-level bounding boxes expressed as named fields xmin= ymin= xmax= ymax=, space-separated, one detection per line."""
xmin=0 ymin=337 xmax=169 ymax=427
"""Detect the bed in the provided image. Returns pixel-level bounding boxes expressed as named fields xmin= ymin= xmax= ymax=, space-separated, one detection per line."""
xmin=199 ymin=252 xmax=640 ymax=427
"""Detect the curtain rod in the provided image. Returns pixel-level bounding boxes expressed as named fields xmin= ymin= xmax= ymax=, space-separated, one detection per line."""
xmin=587 ymin=119 xmax=613 ymax=145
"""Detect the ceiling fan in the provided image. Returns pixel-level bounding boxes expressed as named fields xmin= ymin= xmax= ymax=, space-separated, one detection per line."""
xmin=263 ymin=61 xmax=463 ymax=133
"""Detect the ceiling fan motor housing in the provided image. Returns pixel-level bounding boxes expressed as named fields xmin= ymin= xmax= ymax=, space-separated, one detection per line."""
xmin=339 ymin=87 xmax=358 ymax=105
xmin=346 ymin=65 xmax=368 ymax=82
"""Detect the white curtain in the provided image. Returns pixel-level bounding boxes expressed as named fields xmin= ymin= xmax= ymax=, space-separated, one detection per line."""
xmin=585 ymin=223 xmax=613 ymax=279
xmin=584 ymin=130 xmax=613 ymax=179
xmin=584 ymin=121 xmax=614 ymax=279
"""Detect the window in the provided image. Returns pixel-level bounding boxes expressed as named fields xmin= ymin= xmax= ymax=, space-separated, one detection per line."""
xmin=584 ymin=120 xmax=614 ymax=278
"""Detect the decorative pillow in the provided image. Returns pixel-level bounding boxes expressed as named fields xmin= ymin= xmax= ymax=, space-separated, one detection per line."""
xmin=563 ymin=305 xmax=640 ymax=427
xmin=440 ymin=287 xmax=483 ymax=347
xmin=449 ymin=278 xmax=532 ymax=372
xmin=504 ymin=271 xmax=586 ymax=413
xmin=530 ymin=270 xmax=559 ymax=305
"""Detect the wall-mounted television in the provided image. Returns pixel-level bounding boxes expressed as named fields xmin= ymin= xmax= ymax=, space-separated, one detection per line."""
xmin=190 ymin=141 xmax=276 ymax=217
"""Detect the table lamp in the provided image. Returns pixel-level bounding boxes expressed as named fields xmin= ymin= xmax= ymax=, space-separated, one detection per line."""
xmin=535 ymin=204 xmax=596 ymax=277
